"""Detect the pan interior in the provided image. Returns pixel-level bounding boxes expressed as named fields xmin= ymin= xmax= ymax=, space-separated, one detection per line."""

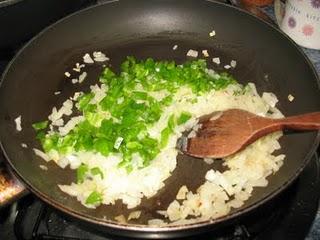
xmin=0 ymin=0 xmax=319 ymax=232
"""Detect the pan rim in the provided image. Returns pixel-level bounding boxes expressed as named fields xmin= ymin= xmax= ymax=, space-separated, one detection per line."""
xmin=0 ymin=0 xmax=24 ymax=8
xmin=0 ymin=0 xmax=319 ymax=235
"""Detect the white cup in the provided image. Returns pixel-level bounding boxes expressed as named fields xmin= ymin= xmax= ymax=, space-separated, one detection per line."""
xmin=274 ymin=0 xmax=320 ymax=50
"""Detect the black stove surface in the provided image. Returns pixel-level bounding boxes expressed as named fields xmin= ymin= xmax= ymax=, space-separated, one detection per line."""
xmin=0 ymin=153 xmax=319 ymax=240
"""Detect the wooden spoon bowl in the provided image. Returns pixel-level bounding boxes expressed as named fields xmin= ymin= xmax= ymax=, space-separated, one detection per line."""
xmin=184 ymin=109 xmax=320 ymax=158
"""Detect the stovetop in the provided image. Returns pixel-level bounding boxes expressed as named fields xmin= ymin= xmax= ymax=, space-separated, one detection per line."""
xmin=0 ymin=1 xmax=320 ymax=240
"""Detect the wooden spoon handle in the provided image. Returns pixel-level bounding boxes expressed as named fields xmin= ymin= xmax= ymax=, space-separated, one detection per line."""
xmin=276 ymin=112 xmax=320 ymax=131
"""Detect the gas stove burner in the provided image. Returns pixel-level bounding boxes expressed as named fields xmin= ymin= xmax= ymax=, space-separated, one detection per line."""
xmin=1 ymin=154 xmax=318 ymax=240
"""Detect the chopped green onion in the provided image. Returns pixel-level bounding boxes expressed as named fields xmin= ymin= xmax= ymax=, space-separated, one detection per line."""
xmin=91 ymin=167 xmax=104 ymax=179
xmin=177 ymin=112 xmax=192 ymax=125
xmin=126 ymin=141 xmax=143 ymax=150
xmin=160 ymin=127 xmax=171 ymax=148
xmin=35 ymin=57 xmax=238 ymax=170
xmin=36 ymin=131 xmax=46 ymax=141
xmin=78 ymin=93 xmax=94 ymax=110
xmin=93 ymin=138 xmax=112 ymax=156
xmin=85 ymin=191 xmax=103 ymax=205
xmin=77 ymin=164 xmax=88 ymax=183
xmin=32 ymin=121 xmax=48 ymax=131
xmin=132 ymin=91 xmax=148 ymax=100
xmin=167 ymin=114 xmax=176 ymax=131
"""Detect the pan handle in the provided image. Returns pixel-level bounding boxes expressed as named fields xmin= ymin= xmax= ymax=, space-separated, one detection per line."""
xmin=0 ymin=159 xmax=27 ymax=208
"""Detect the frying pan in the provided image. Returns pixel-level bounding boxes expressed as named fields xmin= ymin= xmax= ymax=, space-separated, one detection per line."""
xmin=0 ymin=0 xmax=94 ymax=50
xmin=0 ymin=0 xmax=319 ymax=238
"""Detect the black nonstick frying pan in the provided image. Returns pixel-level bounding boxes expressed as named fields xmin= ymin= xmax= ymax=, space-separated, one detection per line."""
xmin=0 ymin=0 xmax=94 ymax=50
xmin=0 ymin=0 xmax=319 ymax=238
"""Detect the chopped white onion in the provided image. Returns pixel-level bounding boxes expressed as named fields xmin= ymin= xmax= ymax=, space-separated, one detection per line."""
xmin=209 ymin=30 xmax=216 ymax=37
xmin=33 ymin=148 xmax=50 ymax=162
xmin=288 ymin=94 xmax=295 ymax=102
xmin=78 ymin=72 xmax=87 ymax=83
xmin=186 ymin=49 xmax=198 ymax=58
xmin=212 ymin=57 xmax=220 ymax=65
xmin=21 ymin=143 xmax=28 ymax=148
xmin=83 ymin=53 xmax=94 ymax=64
xmin=39 ymin=165 xmax=48 ymax=171
xmin=114 ymin=137 xmax=124 ymax=149
xmin=230 ymin=60 xmax=237 ymax=68
xmin=14 ymin=116 xmax=22 ymax=131
xmin=128 ymin=211 xmax=141 ymax=220
xmin=202 ymin=50 xmax=209 ymax=57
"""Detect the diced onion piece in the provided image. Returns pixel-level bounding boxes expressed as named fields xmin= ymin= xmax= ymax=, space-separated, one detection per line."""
xmin=93 ymin=51 xmax=109 ymax=62
xmin=33 ymin=148 xmax=50 ymax=162
xmin=114 ymin=137 xmax=124 ymax=149
xmin=51 ymin=118 xmax=64 ymax=127
xmin=288 ymin=94 xmax=294 ymax=102
xmin=209 ymin=30 xmax=216 ymax=37
xmin=186 ymin=49 xmax=198 ymax=58
xmin=71 ymin=78 xmax=78 ymax=84
xmin=71 ymin=92 xmax=82 ymax=101
xmin=21 ymin=143 xmax=28 ymax=148
xmin=58 ymin=116 xmax=84 ymax=136
xmin=202 ymin=50 xmax=209 ymax=57
xmin=72 ymin=63 xmax=85 ymax=72
xmin=157 ymin=210 xmax=168 ymax=217
xmin=128 ymin=211 xmax=141 ymax=220
xmin=78 ymin=72 xmax=87 ymax=83
xmin=176 ymin=185 xmax=188 ymax=200
xmin=14 ymin=116 xmax=22 ymax=131
xmin=48 ymin=99 xmax=73 ymax=123
xmin=66 ymin=155 xmax=81 ymax=169
xmin=212 ymin=57 xmax=220 ymax=65
xmin=203 ymin=158 xmax=214 ymax=164
xmin=83 ymin=53 xmax=94 ymax=64
xmin=262 ymin=92 xmax=278 ymax=108
xmin=39 ymin=165 xmax=48 ymax=171
xmin=205 ymin=170 xmax=234 ymax=196
xmin=230 ymin=60 xmax=237 ymax=68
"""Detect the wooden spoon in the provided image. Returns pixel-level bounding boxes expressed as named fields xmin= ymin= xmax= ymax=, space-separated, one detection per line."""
xmin=183 ymin=109 xmax=320 ymax=158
